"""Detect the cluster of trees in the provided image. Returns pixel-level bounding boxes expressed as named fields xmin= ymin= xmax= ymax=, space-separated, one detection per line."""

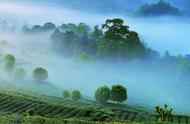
xmin=50 ymin=18 xmax=150 ymax=60
xmin=136 ymin=0 xmax=181 ymax=16
xmin=95 ymin=85 xmax=127 ymax=104
xmin=22 ymin=22 xmax=56 ymax=33
xmin=3 ymin=54 xmax=48 ymax=82
xmin=62 ymin=89 xmax=82 ymax=101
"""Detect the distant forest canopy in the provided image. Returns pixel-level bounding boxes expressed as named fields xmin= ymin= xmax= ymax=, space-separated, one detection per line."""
xmin=21 ymin=18 xmax=190 ymax=77
xmin=22 ymin=19 xmax=158 ymax=61
xmin=136 ymin=0 xmax=181 ymax=16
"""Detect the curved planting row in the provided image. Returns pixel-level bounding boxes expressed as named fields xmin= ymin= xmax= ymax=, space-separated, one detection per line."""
xmin=0 ymin=91 xmax=190 ymax=123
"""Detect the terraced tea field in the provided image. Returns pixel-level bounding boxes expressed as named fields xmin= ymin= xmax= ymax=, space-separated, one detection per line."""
xmin=0 ymin=90 xmax=188 ymax=124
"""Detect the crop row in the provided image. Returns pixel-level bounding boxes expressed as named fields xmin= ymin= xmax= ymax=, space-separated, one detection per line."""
xmin=0 ymin=91 xmax=190 ymax=123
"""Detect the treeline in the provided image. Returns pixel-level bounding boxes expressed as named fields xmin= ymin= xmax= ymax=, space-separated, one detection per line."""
xmin=22 ymin=22 xmax=56 ymax=33
xmin=49 ymin=18 xmax=155 ymax=61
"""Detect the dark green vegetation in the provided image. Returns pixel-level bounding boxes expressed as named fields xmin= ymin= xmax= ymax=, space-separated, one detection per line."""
xmin=155 ymin=104 xmax=173 ymax=122
xmin=0 ymin=88 xmax=188 ymax=124
xmin=62 ymin=90 xmax=70 ymax=99
xmin=95 ymin=86 xmax=110 ymax=104
xmin=50 ymin=18 xmax=150 ymax=60
xmin=95 ymin=85 xmax=127 ymax=104
xmin=110 ymin=85 xmax=127 ymax=103
xmin=4 ymin=54 xmax=16 ymax=72
xmin=136 ymin=0 xmax=181 ymax=16
xmin=71 ymin=90 xmax=82 ymax=101
xmin=23 ymin=22 xmax=56 ymax=33
xmin=33 ymin=67 xmax=48 ymax=81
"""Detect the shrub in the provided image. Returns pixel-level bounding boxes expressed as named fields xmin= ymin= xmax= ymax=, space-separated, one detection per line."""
xmin=95 ymin=85 xmax=110 ymax=104
xmin=14 ymin=68 xmax=26 ymax=79
xmin=33 ymin=67 xmax=48 ymax=81
xmin=62 ymin=90 xmax=70 ymax=98
xmin=110 ymin=85 xmax=127 ymax=103
xmin=71 ymin=90 xmax=82 ymax=101
xmin=155 ymin=104 xmax=173 ymax=122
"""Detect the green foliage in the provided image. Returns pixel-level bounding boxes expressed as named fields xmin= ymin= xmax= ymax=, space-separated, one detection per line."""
xmin=95 ymin=86 xmax=110 ymax=104
xmin=98 ymin=18 xmax=146 ymax=59
xmin=14 ymin=68 xmax=26 ymax=79
xmin=22 ymin=22 xmax=56 ymax=33
xmin=62 ymin=90 xmax=70 ymax=98
xmin=71 ymin=90 xmax=82 ymax=101
xmin=51 ymin=19 xmax=148 ymax=60
xmin=155 ymin=104 xmax=173 ymax=122
xmin=4 ymin=54 xmax=16 ymax=72
xmin=32 ymin=67 xmax=48 ymax=81
xmin=110 ymin=85 xmax=127 ymax=103
xmin=4 ymin=54 xmax=15 ymax=64
xmin=42 ymin=22 xmax=56 ymax=30
xmin=25 ymin=109 xmax=36 ymax=116
xmin=137 ymin=0 xmax=181 ymax=16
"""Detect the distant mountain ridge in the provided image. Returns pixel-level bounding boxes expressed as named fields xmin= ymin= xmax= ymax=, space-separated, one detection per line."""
xmin=1 ymin=0 xmax=190 ymax=15
xmin=136 ymin=0 xmax=181 ymax=16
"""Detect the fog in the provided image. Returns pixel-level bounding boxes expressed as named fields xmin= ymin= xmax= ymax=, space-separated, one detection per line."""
xmin=0 ymin=1 xmax=190 ymax=115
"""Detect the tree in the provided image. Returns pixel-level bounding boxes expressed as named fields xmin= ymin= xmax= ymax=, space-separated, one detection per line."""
xmin=4 ymin=54 xmax=15 ymax=64
xmin=14 ymin=68 xmax=26 ymax=79
xmin=32 ymin=25 xmax=42 ymax=32
xmin=62 ymin=90 xmax=70 ymax=98
xmin=4 ymin=54 xmax=16 ymax=72
xmin=110 ymin=85 xmax=127 ymax=103
xmin=71 ymin=90 xmax=81 ymax=101
xmin=95 ymin=86 xmax=110 ymax=104
xmin=98 ymin=18 xmax=146 ymax=59
xmin=33 ymin=67 xmax=48 ymax=81
xmin=42 ymin=22 xmax=56 ymax=31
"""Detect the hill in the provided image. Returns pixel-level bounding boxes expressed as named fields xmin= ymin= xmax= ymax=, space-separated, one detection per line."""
xmin=136 ymin=0 xmax=181 ymax=16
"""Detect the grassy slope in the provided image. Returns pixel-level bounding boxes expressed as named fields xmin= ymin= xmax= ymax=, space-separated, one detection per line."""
xmin=0 ymin=90 xmax=187 ymax=124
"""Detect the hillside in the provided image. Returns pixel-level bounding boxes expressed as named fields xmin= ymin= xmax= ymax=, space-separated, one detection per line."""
xmin=136 ymin=0 xmax=181 ymax=16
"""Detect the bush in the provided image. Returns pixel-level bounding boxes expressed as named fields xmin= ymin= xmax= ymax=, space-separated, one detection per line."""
xmin=71 ymin=90 xmax=82 ymax=101
xmin=62 ymin=90 xmax=70 ymax=98
xmin=95 ymin=85 xmax=110 ymax=104
xmin=14 ymin=68 xmax=26 ymax=79
xmin=32 ymin=67 xmax=48 ymax=81
xmin=110 ymin=85 xmax=127 ymax=103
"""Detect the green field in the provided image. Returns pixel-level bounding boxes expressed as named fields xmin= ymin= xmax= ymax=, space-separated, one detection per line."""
xmin=0 ymin=88 xmax=187 ymax=124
